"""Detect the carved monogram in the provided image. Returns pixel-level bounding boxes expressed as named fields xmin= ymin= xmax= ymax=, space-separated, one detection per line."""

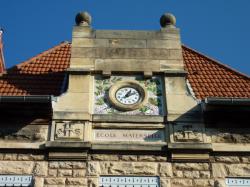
xmin=173 ymin=124 xmax=203 ymax=142
xmin=55 ymin=121 xmax=84 ymax=140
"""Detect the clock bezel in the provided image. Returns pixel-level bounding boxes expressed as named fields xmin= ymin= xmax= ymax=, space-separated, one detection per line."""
xmin=108 ymin=81 xmax=148 ymax=111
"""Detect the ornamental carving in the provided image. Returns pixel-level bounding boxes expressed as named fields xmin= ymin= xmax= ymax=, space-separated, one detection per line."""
xmin=54 ymin=121 xmax=84 ymax=140
xmin=173 ymin=123 xmax=204 ymax=142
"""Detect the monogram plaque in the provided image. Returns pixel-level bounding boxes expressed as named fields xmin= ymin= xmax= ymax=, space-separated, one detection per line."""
xmin=172 ymin=123 xmax=204 ymax=142
xmin=54 ymin=121 xmax=84 ymax=140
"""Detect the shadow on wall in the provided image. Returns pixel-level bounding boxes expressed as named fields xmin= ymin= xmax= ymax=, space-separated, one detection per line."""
xmin=169 ymin=103 xmax=250 ymax=144
xmin=0 ymin=103 xmax=50 ymax=143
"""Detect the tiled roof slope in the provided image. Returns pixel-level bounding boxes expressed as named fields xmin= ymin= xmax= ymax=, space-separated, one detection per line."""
xmin=183 ymin=45 xmax=250 ymax=99
xmin=0 ymin=42 xmax=70 ymax=96
xmin=0 ymin=41 xmax=249 ymax=99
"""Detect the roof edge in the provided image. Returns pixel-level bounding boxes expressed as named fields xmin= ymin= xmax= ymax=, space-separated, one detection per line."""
xmin=0 ymin=95 xmax=52 ymax=103
xmin=204 ymin=97 xmax=250 ymax=106
xmin=13 ymin=41 xmax=70 ymax=70
xmin=182 ymin=44 xmax=250 ymax=79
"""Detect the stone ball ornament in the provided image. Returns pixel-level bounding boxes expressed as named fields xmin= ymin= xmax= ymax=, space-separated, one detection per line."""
xmin=160 ymin=13 xmax=176 ymax=28
xmin=75 ymin=11 xmax=92 ymax=26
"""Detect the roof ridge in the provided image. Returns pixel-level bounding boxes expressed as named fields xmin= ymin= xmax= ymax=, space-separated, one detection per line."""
xmin=182 ymin=44 xmax=250 ymax=79
xmin=15 ymin=41 xmax=70 ymax=69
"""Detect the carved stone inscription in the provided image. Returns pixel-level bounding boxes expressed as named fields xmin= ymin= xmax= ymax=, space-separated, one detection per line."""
xmin=55 ymin=121 xmax=84 ymax=140
xmin=173 ymin=123 xmax=204 ymax=142
xmin=94 ymin=129 xmax=164 ymax=142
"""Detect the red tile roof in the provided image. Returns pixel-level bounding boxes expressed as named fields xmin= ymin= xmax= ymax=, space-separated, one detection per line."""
xmin=183 ymin=45 xmax=250 ymax=99
xmin=0 ymin=41 xmax=249 ymax=99
xmin=0 ymin=42 xmax=70 ymax=96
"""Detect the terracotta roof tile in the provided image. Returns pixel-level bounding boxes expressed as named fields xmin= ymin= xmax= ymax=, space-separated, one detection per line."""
xmin=183 ymin=45 xmax=250 ymax=99
xmin=0 ymin=42 xmax=249 ymax=99
xmin=0 ymin=42 xmax=70 ymax=96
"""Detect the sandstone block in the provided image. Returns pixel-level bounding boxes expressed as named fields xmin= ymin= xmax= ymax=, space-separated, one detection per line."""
xmin=174 ymin=163 xmax=209 ymax=171
xmin=73 ymin=169 xmax=86 ymax=177
xmin=88 ymin=177 xmax=99 ymax=187
xmin=109 ymin=162 xmax=133 ymax=175
xmin=58 ymin=162 xmax=73 ymax=169
xmin=120 ymin=155 xmax=137 ymax=161
xmin=160 ymin=177 xmax=171 ymax=187
xmin=71 ymin=47 xmax=96 ymax=58
xmin=34 ymin=162 xmax=48 ymax=176
xmin=225 ymin=164 xmax=250 ymax=176
xmin=4 ymin=154 xmax=17 ymax=160
xmin=91 ymin=154 xmax=119 ymax=161
xmin=0 ymin=154 xmax=3 ymax=160
xmin=241 ymin=156 xmax=250 ymax=163
xmin=215 ymin=156 xmax=240 ymax=163
xmin=34 ymin=177 xmax=44 ymax=187
xmin=72 ymin=162 xmax=86 ymax=169
xmin=48 ymin=169 xmax=57 ymax=177
xmin=70 ymin=58 xmax=95 ymax=69
xmin=108 ymin=39 xmax=146 ymax=48
xmin=183 ymin=171 xmax=200 ymax=178
xmin=18 ymin=154 xmax=44 ymax=161
xmin=66 ymin=178 xmax=87 ymax=185
xmin=68 ymin=75 xmax=91 ymax=93
xmin=0 ymin=161 xmax=34 ymax=174
xmin=49 ymin=162 xmax=59 ymax=169
xmin=212 ymin=163 xmax=227 ymax=178
xmin=72 ymin=38 xmax=108 ymax=48
xmin=199 ymin=171 xmax=210 ymax=178
xmin=44 ymin=178 xmax=65 ymax=185
xmin=87 ymin=162 xmax=101 ymax=176
xmin=173 ymin=170 xmax=183 ymax=178
xmin=72 ymin=26 xmax=94 ymax=38
xmin=159 ymin=163 xmax=173 ymax=177
xmin=214 ymin=179 xmax=226 ymax=187
xmin=193 ymin=179 xmax=214 ymax=187
xmin=138 ymin=155 xmax=156 ymax=162
xmin=133 ymin=162 xmax=157 ymax=175
xmin=58 ymin=169 xmax=72 ymax=177
xmin=95 ymin=30 xmax=179 ymax=40
xmin=155 ymin=156 xmax=167 ymax=162
xmin=171 ymin=179 xmax=193 ymax=187
xmin=147 ymin=39 xmax=181 ymax=49
xmin=99 ymin=162 xmax=111 ymax=175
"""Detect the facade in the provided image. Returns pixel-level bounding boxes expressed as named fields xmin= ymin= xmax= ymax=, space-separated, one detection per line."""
xmin=0 ymin=12 xmax=250 ymax=187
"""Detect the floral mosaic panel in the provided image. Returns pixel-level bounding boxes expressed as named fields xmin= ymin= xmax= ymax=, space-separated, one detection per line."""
xmin=94 ymin=76 xmax=164 ymax=115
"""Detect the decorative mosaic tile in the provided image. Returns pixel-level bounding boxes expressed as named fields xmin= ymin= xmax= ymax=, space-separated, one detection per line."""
xmin=94 ymin=75 xmax=164 ymax=115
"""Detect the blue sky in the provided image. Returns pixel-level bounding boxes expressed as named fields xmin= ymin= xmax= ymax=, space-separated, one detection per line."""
xmin=0 ymin=0 xmax=249 ymax=75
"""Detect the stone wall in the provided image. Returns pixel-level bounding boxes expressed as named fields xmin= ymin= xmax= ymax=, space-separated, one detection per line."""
xmin=1 ymin=153 xmax=250 ymax=187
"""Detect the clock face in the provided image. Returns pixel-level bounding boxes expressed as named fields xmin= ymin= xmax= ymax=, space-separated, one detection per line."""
xmin=115 ymin=87 xmax=140 ymax=105
xmin=108 ymin=81 xmax=147 ymax=111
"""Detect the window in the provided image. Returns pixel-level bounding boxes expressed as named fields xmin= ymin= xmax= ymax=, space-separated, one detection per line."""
xmin=99 ymin=176 xmax=159 ymax=187
xmin=0 ymin=175 xmax=33 ymax=187
xmin=226 ymin=178 xmax=250 ymax=186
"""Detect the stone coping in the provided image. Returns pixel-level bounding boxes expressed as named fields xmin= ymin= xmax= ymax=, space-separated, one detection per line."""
xmin=1 ymin=142 xmax=250 ymax=153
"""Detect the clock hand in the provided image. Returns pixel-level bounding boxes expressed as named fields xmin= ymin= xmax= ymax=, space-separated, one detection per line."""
xmin=127 ymin=91 xmax=136 ymax=97
xmin=124 ymin=90 xmax=131 ymax=98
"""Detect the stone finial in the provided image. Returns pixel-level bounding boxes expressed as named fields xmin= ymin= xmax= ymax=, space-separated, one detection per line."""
xmin=160 ymin=13 xmax=176 ymax=28
xmin=75 ymin=11 xmax=92 ymax=26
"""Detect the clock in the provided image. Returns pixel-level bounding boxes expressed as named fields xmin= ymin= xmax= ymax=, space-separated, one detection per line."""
xmin=108 ymin=81 xmax=148 ymax=111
